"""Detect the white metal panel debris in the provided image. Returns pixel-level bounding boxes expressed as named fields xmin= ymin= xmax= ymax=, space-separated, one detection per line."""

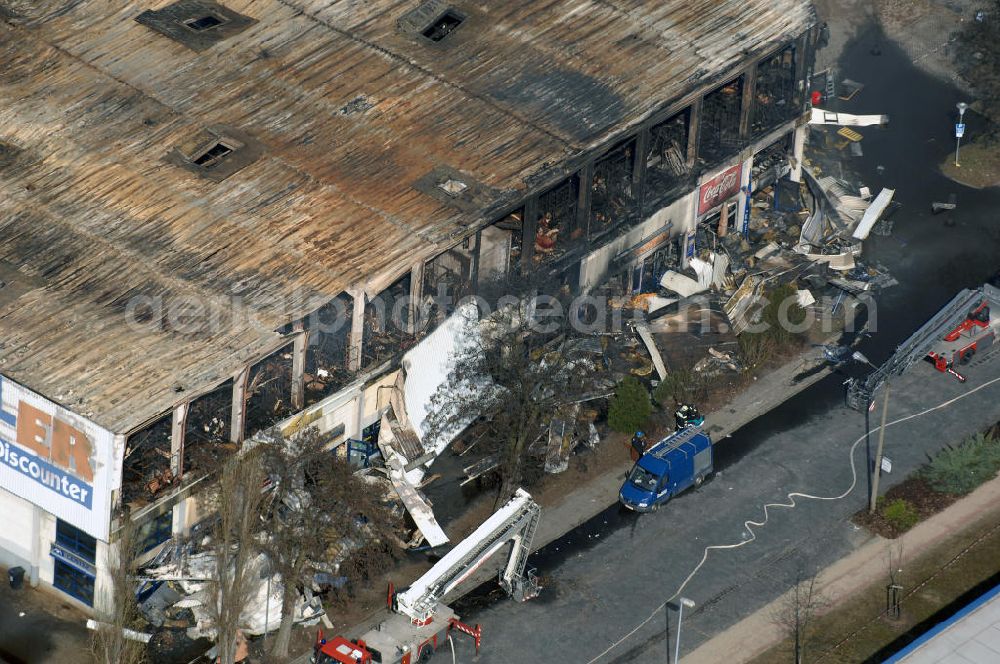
xmin=809 ymin=108 xmax=889 ymax=127
xmin=711 ymin=252 xmax=730 ymax=289
xmin=143 ymin=551 xmax=324 ymax=638
xmin=724 ymin=275 xmax=762 ymax=335
xmin=659 ymin=256 xmax=713 ymax=297
xmin=382 ymin=443 xmax=449 ymax=547
xmin=634 ymin=323 xmax=668 ymax=380
xmin=852 ymin=188 xmax=896 ymax=240
xmin=804 ymin=252 xmax=856 ymax=270
xmin=401 ymin=303 xmax=488 ymax=459
xmin=660 ymin=270 xmax=705 ymax=297
xmin=796 ymin=289 xmax=816 ymax=307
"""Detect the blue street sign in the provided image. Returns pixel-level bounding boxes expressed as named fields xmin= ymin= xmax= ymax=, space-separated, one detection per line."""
xmin=955 ymin=123 xmax=966 ymax=138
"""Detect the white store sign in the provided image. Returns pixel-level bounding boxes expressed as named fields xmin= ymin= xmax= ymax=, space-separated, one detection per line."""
xmin=0 ymin=374 xmax=119 ymax=539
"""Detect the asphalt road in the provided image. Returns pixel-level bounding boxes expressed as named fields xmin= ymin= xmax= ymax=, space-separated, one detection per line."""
xmin=448 ymin=23 xmax=1000 ymax=664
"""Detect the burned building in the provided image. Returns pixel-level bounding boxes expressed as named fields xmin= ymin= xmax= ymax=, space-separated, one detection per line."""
xmin=0 ymin=0 xmax=817 ymax=610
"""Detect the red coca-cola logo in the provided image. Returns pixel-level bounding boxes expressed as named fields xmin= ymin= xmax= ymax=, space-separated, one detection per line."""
xmin=698 ymin=164 xmax=742 ymax=214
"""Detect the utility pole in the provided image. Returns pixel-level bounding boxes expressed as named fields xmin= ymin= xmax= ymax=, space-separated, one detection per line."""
xmin=869 ymin=382 xmax=892 ymax=514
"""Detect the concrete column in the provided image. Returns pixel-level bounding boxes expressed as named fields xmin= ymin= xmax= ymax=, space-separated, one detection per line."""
xmin=521 ymin=196 xmax=538 ymax=272
xmin=470 ymin=230 xmax=481 ymax=291
xmin=172 ymin=500 xmax=187 ymax=537
xmin=739 ymin=66 xmax=758 ymax=139
xmin=735 ymin=154 xmax=754 ymax=237
xmin=355 ymin=393 xmax=366 ymax=442
xmin=681 ymin=214 xmax=695 ymax=269
xmin=348 ymin=289 xmax=365 ymax=372
xmin=633 ymin=126 xmax=650 ymax=214
xmin=790 ymin=124 xmax=807 ymax=182
xmin=407 ymin=261 xmax=424 ymax=335
xmin=686 ymin=100 xmax=702 ymax=170
xmin=170 ymin=403 xmax=188 ymax=478
xmin=30 ymin=504 xmax=41 ymax=586
xmin=291 ymin=320 xmax=307 ymax=410
xmin=718 ymin=200 xmax=729 ymax=238
xmin=576 ymin=163 xmax=593 ymax=239
xmin=230 ymin=366 xmax=250 ymax=443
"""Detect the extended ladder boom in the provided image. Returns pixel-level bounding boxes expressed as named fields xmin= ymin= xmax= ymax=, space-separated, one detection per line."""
xmin=396 ymin=488 xmax=540 ymax=623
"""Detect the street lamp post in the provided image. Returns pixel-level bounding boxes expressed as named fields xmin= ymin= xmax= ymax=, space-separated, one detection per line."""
xmin=675 ymin=597 xmax=696 ymax=664
xmin=869 ymin=381 xmax=892 ymax=514
xmin=852 ymin=352 xmax=876 ymax=506
xmin=852 ymin=352 xmax=892 ymax=514
xmin=955 ymin=102 xmax=968 ymax=167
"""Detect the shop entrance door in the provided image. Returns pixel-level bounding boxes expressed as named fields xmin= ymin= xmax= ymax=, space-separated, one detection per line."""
xmin=51 ymin=519 xmax=96 ymax=606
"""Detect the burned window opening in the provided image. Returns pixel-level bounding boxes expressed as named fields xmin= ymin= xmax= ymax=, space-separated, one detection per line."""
xmin=751 ymin=135 xmax=792 ymax=188
xmin=422 ymin=10 xmax=464 ymax=42
xmin=424 ymin=244 xmax=475 ymax=326
xmin=479 ymin=209 xmax=524 ymax=288
xmin=192 ymin=140 xmax=237 ymax=168
xmin=244 ymin=345 xmax=294 ymax=436
xmin=699 ymin=77 xmax=745 ymax=166
xmin=304 ymin=294 xmax=355 ymax=404
xmin=751 ymin=45 xmax=798 ymax=137
xmin=184 ymin=14 xmax=226 ymax=31
xmin=534 ymin=176 xmax=579 ymax=267
xmin=645 ymin=108 xmax=691 ymax=211
xmin=591 ymin=139 xmax=635 ymax=238
xmin=183 ymin=381 xmax=234 ymax=477
xmin=362 ymin=274 xmax=417 ymax=371
xmin=122 ymin=415 xmax=174 ymax=508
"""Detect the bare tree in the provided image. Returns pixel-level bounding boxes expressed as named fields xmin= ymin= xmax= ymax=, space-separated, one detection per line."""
xmin=885 ymin=543 xmax=904 ymax=620
xmin=207 ymin=449 xmax=268 ymax=664
xmin=257 ymin=427 xmax=401 ymax=659
xmin=91 ymin=515 xmax=146 ymax=664
xmin=771 ymin=566 xmax=827 ymax=664
xmin=424 ymin=284 xmax=593 ymax=507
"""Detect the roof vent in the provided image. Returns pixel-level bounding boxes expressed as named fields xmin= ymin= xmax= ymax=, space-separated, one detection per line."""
xmin=398 ymin=1 xmax=468 ymax=45
xmin=438 ymin=178 xmax=468 ymax=197
xmin=136 ymin=1 xmax=256 ymax=52
xmin=422 ymin=10 xmax=464 ymax=42
xmin=166 ymin=126 xmax=262 ymax=182
xmin=413 ymin=166 xmax=498 ymax=213
xmin=184 ymin=13 xmax=226 ymax=31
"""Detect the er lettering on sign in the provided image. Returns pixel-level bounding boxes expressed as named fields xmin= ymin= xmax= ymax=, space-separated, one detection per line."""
xmin=15 ymin=402 xmax=95 ymax=482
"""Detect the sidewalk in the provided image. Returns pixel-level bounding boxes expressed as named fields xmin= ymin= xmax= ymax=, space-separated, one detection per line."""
xmin=686 ymin=471 xmax=1000 ymax=663
xmin=325 ymin=351 xmax=834 ymax=646
xmin=529 ymin=351 xmax=832 ymax=554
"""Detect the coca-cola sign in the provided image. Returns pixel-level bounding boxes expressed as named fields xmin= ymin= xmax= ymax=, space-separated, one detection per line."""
xmin=698 ymin=164 xmax=742 ymax=215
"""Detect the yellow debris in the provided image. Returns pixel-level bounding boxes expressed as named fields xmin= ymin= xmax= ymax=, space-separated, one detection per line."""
xmin=837 ymin=127 xmax=863 ymax=142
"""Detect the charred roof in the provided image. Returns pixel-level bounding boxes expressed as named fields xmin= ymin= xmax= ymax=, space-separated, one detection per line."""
xmin=0 ymin=0 xmax=815 ymax=433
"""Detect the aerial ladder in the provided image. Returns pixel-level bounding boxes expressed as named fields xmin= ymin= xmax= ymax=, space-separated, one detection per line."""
xmin=312 ymin=488 xmax=541 ymax=664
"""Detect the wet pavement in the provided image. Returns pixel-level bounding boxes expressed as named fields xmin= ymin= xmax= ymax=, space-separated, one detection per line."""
xmin=0 ymin=570 xmax=90 ymax=664
xmin=447 ymin=22 xmax=1000 ymax=664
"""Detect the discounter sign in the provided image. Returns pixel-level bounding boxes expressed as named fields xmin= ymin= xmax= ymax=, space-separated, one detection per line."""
xmin=0 ymin=374 xmax=118 ymax=539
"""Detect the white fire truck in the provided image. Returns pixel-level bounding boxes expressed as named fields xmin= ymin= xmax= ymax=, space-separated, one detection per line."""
xmin=312 ymin=488 xmax=541 ymax=664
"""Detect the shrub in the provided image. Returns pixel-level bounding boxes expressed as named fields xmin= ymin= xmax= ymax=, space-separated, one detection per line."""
xmin=921 ymin=432 xmax=1000 ymax=495
xmin=652 ymin=370 xmax=694 ymax=404
xmin=737 ymin=283 xmax=807 ymax=368
xmin=881 ymin=498 xmax=920 ymax=532
xmin=608 ymin=376 xmax=652 ymax=433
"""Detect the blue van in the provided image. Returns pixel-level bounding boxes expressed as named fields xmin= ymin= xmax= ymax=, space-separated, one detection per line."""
xmin=619 ymin=426 xmax=713 ymax=512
